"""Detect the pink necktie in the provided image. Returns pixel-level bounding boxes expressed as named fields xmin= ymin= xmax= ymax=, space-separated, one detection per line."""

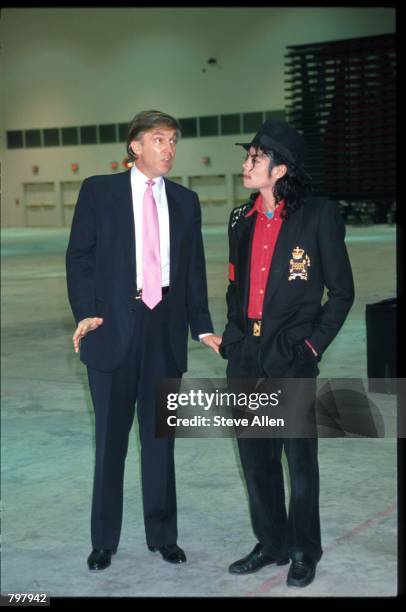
xmin=142 ymin=179 xmax=162 ymax=309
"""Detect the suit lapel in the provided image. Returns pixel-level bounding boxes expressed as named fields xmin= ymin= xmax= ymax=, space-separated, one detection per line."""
xmin=112 ymin=170 xmax=136 ymax=283
xmin=263 ymin=205 xmax=304 ymax=307
xmin=236 ymin=212 xmax=257 ymax=318
xmin=164 ymin=179 xmax=183 ymax=286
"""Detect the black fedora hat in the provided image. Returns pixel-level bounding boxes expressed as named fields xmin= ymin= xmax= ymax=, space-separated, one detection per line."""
xmin=236 ymin=119 xmax=308 ymax=172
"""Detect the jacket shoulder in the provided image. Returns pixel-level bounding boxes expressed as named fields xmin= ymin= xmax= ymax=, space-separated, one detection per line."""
xmin=303 ymin=196 xmax=336 ymax=210
xmin=84 ymin=171 xmax=128 ymax=184
xmin=80 ymin=171 xmax=129 ymax=193
xmin=302 ymin=196 xmax=341 ymax=218
xmin=229 ymin=200 xmax=255 ymax=229
xmin=164 ymin=178 xmax=197 ymax=199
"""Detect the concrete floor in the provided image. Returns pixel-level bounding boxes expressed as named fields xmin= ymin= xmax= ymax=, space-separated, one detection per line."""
xmin=1 ymin=222 xmax=397 ymax=598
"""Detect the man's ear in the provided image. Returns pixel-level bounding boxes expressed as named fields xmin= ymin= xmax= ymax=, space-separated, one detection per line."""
xmin=130 ymin=139 xmax=142 ymax=157
xmin=274 ymin=164 xmax=287 ymax=180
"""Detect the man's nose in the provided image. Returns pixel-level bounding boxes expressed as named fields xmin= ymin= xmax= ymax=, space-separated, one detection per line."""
xmin=164 ymin=142 xmax=175 ymax=157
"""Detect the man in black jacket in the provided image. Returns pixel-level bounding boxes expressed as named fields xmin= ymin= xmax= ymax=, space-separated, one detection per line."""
xmin=66 ymin=110 xmax=221 ymax=571
xmin=220 ymin=120 xmax=354 ymax=587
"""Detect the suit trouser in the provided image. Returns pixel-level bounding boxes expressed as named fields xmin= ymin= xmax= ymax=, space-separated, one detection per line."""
xmin=86 ymin=297 xmax=182 ymax=551
xmin=226 ymin=334 xmax=322 ymax=563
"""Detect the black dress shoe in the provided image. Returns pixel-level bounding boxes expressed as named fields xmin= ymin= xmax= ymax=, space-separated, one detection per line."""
xmin=148 ymin=543 xmax=186 ymax=564
xmin=287 ymin=554 xmax=316 ymax=587
xmin=87 ymin=548 xmax=115 ymax=571
xmin=229 ymin=543 xmax=289 ymax=575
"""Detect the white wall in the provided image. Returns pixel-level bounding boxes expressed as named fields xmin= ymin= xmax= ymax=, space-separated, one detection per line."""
xmin=1 ymin=7 xmax=396 ymax=226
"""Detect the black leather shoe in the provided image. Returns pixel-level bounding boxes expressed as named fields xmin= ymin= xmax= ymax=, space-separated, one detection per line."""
xmin=148 ymin=543 xmax=186 ymax=564
xmin=229 ymin=543 xmax=289 ymax=575
xmin=87 ymin=548 xmax=116 ymax=571
xmin=287 ymin=554 xmax=316 ymax=587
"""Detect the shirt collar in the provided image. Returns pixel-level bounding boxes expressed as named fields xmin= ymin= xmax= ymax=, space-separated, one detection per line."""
xmin=245 ymin=193 xmax=285 ymax=219
xmin=131 ymin=164 xmax=164 ymax=192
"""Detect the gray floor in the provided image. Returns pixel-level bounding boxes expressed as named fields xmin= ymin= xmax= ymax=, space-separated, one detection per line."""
xmin=1 ymin=223 xmax=397 ymax=598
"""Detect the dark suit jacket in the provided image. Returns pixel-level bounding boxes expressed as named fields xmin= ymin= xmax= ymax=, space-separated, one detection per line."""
xmin=66 ymin=170 xmax=213 ymax=373
xmin=220 ymin=195 xmax=354 ymax=376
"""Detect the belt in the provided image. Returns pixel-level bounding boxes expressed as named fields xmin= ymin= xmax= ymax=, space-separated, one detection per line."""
xmin=134 ymin=286 xmax=170 ymax=300
xmin=248 ymin=318 xmax=262 ymax=337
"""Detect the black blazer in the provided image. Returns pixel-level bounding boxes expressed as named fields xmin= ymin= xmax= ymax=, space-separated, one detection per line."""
xmin=220 ymin=196 xmax=355 ymax=376
xmin=66 ymin=170 xmax=213 ymax=373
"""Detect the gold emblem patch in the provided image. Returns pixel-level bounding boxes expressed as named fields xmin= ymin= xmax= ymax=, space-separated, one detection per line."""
xmin=288 ymin=246 xmax=311 ymax=281
xmin=253 ymin=320 xmax=262 ymax=336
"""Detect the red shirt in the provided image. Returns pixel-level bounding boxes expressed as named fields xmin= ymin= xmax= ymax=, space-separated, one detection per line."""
xmin=246 ymin=194 xmax=284 ymax=319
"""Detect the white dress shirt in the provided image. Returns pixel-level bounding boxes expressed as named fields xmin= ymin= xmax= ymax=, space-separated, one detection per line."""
xmin=130 ymin=165 xmax=170 ymax=289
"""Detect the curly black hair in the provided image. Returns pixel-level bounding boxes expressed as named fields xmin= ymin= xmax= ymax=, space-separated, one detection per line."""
xmin=248 ymin=148 xmax=312 ymax=220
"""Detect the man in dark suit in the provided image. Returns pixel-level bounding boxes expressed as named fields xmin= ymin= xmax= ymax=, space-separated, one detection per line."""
xmin=66 ymin=110 xmax=221 ymax=571
xmin=220 ymin=120 xmax=354 ymax=587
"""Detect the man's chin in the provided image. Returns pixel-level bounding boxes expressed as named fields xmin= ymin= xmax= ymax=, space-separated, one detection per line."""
xmin=161 ymin=162 xmax=173 ymax=174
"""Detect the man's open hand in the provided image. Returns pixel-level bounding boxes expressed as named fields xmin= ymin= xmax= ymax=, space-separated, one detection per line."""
xmin=73 ymin=317 xmax=104 ymax=353
xmin=201 ymin=334 xmax=222 ymax=354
